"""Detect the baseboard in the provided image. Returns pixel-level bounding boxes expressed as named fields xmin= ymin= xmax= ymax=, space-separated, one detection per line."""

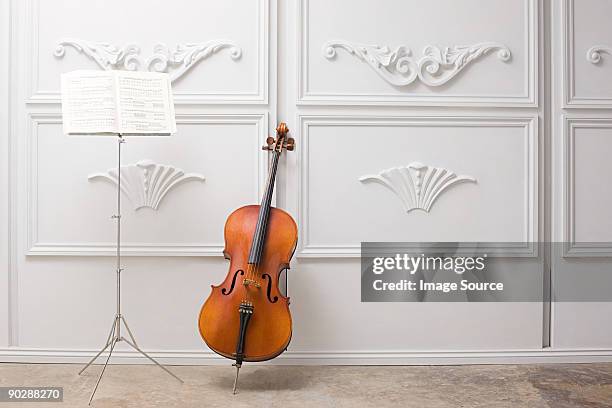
xmin=2 ymin=347 xmax=612 ymax=365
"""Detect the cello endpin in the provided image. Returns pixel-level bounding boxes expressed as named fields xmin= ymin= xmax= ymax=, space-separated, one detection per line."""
xmin=232 ymin=362 xmax=241 ymax=395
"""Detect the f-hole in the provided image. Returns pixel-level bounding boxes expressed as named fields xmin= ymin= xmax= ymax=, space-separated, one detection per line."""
xmin=221 ymin=269 xmax=244 ymax=296
xmin=262 ymin=273 xmax=278 ymax=303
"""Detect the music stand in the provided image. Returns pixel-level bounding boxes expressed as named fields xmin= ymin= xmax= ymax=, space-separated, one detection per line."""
xmin=78 ymin=134 xmax=183 ymax=405
xmin=60 ymin=71 xmax=183 ymax=405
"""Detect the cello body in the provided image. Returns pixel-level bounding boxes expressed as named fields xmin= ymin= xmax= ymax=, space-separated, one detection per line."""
xmin=197 ymin=123 xmax=297 ymax=391
xmin=198 ymin=204 xmax=297 ymax=361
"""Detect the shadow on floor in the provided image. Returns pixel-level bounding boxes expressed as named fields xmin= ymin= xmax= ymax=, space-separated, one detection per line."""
xmin=209 ymin=366 xmax=311 ymax=392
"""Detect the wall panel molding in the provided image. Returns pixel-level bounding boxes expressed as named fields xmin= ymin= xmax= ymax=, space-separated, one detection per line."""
xmin=322 ymin=41 xmax=512 ymax=88
xmin=1 ymin=0 xmax=12 ymax=348
xmin=2 ymin=347 xmax=612 ymax=365
xmin=53 ymin=39 xmax=243 ymax=83
xmin=586 ymin=45 xmax=612 ymax=65
xmin=297 ymin=0 xmax=538 ymax=107
xmin=563 ymin=117 xmax=612 ymax=257
xmin=24 ymin=0 xmax=270 ymax=105
xmin=563 ymin=0 xmax=612 ymax=108
xmin=298 ymin=115 xmax=538 ymax=257
xmin=26 ymin=112 xmax=268 ymax=256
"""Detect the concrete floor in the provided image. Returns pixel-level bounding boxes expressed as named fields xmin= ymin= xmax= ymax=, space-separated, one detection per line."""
xmin=0 ymin=363 xmax=611 ymax=407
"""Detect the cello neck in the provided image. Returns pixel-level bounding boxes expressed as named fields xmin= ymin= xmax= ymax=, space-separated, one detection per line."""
xmin=247 ymin=150 xmax=280 ymax=265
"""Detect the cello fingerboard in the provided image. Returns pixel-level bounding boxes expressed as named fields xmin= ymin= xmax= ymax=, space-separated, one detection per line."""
xmin=247 ymin=150 xmax=280 ymax=265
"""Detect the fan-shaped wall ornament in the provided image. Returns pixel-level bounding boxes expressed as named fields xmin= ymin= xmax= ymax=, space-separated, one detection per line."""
xmin=359 ymin=162 xmax=477 ymax=213
xmin=88 ymin=160 xmax=205 ymax=211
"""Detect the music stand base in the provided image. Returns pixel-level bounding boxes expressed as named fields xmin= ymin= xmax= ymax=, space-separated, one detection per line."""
xmin=79 ymin=313 xmax=183 ymax=405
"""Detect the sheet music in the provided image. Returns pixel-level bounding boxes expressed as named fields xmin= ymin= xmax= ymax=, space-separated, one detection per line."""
xmin=60 ymin=70 xmax=176 ymax=136
xmin=61 ymin=71 xmax=117 ymax=134
xmin=116 ymin=72 xmax=176 ymax=135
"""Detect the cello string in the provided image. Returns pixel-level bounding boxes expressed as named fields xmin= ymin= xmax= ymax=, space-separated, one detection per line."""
xmin=246 ymin=263 xmax=253 ymax=302
xmin=245 ymin=263 xmax=251 ymax=299
xmin=245 ymin=139 xmax=281 ymax=294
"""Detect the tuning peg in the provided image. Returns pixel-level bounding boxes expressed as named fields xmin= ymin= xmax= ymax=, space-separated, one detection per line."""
xmin=284 ymin=137 xmax=295 ymax=151
xmin=262 ymin=136 xmax=275 ymax=151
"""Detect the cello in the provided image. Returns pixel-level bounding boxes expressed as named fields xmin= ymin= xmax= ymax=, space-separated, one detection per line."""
xmin=198 ymin=123 xmax=297 ymax=393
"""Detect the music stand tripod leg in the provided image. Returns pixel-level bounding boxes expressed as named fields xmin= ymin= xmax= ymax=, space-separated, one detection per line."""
xmin=120 ymin=315 xmax=139 ymax=348
xmin=121 ymin=336 xmax=183 ymax=383
xmin=78 ymin=316 xmax=117 ymax=375
xmin=87 ymin=334 xmax=118 ymax=405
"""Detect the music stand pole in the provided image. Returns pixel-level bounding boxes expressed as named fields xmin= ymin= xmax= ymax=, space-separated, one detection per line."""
xmin=79 ymin=134 xmax=183 ymax=405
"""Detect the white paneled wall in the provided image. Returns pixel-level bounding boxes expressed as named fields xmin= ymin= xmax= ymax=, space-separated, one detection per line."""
xmin=563 ymin=0 xmax=612 ymax=107
xmin=0 ymin=0 xmax=10 ymax=349
xmin=30 ymin=0 xmax=269 ymax=104
xmin=285 ymin=0 xmax=547 ymax=363
xmin=2 ymin=0 xmax=279 ymax=363
xmin=1 ymin=0 xmax=612 ymax=365
xmin=297 ymin=116 xmax=537 ymax=257
xmin=298 ymin=0 xmax=537 ymax=106
xmin=551 ymin=0 xmax=612 ymax=350
xmin=27 ymin=114 xmax=268 ymax=256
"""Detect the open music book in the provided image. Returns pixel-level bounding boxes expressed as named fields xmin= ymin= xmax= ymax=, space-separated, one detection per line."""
xmin=60 ymin=70 xmax=176 ymax=136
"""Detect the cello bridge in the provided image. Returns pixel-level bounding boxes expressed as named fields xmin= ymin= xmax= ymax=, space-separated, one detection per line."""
xmin=242 ymin=278 xmax=261 ymax=288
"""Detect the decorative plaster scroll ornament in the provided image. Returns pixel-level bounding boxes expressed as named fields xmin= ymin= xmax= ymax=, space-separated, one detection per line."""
xmin=54 ymin=39 xmax=242 ymax=82
xmin=586 ymin=45 xmax=612 ymax=64
xmin=359 ymin=162 xmax=476 ymax=213
xmin=88 ymin=160 xmax=205 ymax=211
xmin=323 ymin=41 xmax=511 ymax=87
